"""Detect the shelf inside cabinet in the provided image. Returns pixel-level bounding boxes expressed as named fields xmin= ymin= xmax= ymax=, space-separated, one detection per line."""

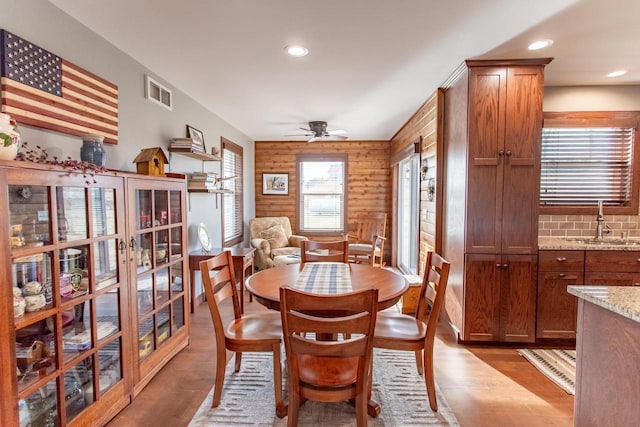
xmin=168 ymin=148 xmax=221 ymax=161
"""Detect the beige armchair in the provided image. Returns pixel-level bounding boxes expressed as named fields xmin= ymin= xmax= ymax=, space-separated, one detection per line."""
xmin=249 ymin=217 xmax=308 ymax=270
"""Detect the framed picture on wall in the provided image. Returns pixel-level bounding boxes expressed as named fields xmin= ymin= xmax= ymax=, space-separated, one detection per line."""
xmin=186 ymin=125 xmax=206 ymax=152
xmin=262 ymin=173 xmax=289 ymax=195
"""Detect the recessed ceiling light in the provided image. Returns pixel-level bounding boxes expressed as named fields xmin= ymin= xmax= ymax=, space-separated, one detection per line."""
xmin=607 ymin=69 xmax=628 ymax=78
xmin=528 ymin=39 xmax=554 ymax=50
xmin=285 ymin=45 xmax=309 ymax=57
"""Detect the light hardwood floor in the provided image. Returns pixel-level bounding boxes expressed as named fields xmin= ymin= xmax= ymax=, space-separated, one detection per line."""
xmin=107 ymin=294 xmax=574 ymax=426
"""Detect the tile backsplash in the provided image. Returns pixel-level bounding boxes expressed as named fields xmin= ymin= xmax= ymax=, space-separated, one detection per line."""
xmin=539 ymin=215 xmax=640 ymax=238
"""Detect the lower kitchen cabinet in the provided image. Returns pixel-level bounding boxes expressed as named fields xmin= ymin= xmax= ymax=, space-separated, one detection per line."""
xmin=463 ymin=254 xmax=537 ymax=343
xmin=1 ymin=161 xmax=188 ymax=426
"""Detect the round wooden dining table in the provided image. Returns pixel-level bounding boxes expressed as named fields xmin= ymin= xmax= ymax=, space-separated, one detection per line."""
xmin=246 ymin=262 xmax=408 ymax=418
xmin=245 ymin=262 xmax=409 ymax=311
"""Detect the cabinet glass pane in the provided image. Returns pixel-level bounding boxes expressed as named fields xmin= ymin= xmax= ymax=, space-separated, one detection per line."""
xmin=169 ymin=227 xmax=182 ymax=260
xmin=136 ymin=232 xmax=153 ymax=274
xmin=156 ymin=268 xmax=170 ymax=306
xmin=9 ymin=185 xmax=52 ymax=246
xmin=19 ymin=378 xmax=59 ymax=427
xmin=155 ymin=229 xmax=168 ymax=266
xmin=13 ymin=252 xmax=53 ymax=314
xmin=99 ymin=338 xmax=121 ymax=395
xmin=137 ymin=272 xmax=153 ymax=315
xmin=62 ymin=302 xmax=92 ymax=362
xmin=16 ymin=316 xmax=57 ymax=391
xmin=91 ymin=187 xmax=116 ymax=236
xmin=67 ymin=358 xmax=92 ymax=420
xmin=138 ymin=315 xmax=155 ymax=361
xmin=171 ymin=263 xmax=183 ymax=293
xmin=169 ymin=190 xmax=182 ymax=224
xmin=94 ymin=239 xmax=118 ymax=291
xmin=60 ymin=245 xmax=89 ymax=302
xmin=96 ymin=290 xmax=120 ymax=341
xmin=135 ymin=189 xmax=153 ymax=230
xmin=154 ymin=190 xmax=169 ymax=226
xmin=57 ymin=187 xmax=88 ymax=242
xmin=157 ymin=306 xmax=171 ymax=346
xmin=172 ymin=299 xmax=184 ymax=333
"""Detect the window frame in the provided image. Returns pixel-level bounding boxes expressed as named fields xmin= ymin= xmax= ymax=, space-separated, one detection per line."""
xmin=296 ymin=153 xmax=348 ymax=235
xmin=221 ymin=137 xmax=243 ymax=247
xmin=540 ymin=111 xmax=640 ymax=215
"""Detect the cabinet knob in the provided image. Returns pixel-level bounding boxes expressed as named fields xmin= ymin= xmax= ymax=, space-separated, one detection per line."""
xmin=129 ymin=237 xmax=136 ymax=249
xmin=498 ymin=150 xmax=505 ymax=156
xmin=502 ymin=263 xmax=508 ymax=269
xmin=556 ymin=257 xmax=567 ymax=262
xmin=505 ymin=150 xmax=512 ymax=156
xmin=558 ymin=273 xmax=566 ymax=278
xmin=119 ymin=239 xmax=127 ymax=254
xmin=495 ymin=263 xmax=502 ymax=268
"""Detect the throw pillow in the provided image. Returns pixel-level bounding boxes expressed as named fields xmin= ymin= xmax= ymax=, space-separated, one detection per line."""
xmin=260 ymin=225 xmax=289 ymax=250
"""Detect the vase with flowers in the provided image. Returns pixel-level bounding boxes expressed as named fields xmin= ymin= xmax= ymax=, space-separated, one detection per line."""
xmin=0 ymin=113 xmax=21 ymax=161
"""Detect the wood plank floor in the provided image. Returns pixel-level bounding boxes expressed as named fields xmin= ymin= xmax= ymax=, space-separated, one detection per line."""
xmin=107 ymin=294 xmax=574 ymax=426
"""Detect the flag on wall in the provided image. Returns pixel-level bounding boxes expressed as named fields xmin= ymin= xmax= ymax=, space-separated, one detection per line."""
xmin=0 ymin=30 xmax=118 ymax=144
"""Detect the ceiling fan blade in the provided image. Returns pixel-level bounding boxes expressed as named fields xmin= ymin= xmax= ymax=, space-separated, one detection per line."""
xmin=284 ymin=133 xmax=313 ymax=137
xmin=327 ymin=129 xmax=347 ymax=135
xmin=307 ymin=136 xmax=317 ymax=143
xmin=299 ymin=127 xmax=312 ymax=132
xmin=333 ymin=134 xmax=349 ymax=140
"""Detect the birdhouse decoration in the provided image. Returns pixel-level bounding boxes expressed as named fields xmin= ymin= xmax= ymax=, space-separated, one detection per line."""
xmin=133 ymin=147 xmax=169 ymax=176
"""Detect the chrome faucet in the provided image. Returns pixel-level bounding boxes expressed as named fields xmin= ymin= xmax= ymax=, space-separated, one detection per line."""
xmin=595 ymin=200 xmax=612 ymax=240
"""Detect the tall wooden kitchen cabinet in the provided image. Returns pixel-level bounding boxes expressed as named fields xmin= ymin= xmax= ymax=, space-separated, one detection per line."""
xmin=0 ymin=160 xmax=189 ymax=426
xmin=442 ymin=59 xmax=550 ymax=343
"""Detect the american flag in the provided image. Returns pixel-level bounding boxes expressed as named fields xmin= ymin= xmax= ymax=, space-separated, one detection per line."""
xmin=0 ymin=30 xmax=118 ymax=144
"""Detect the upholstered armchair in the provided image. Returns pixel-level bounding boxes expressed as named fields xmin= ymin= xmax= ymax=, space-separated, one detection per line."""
xmin=249 ymin=217 xmax=308 ymax=270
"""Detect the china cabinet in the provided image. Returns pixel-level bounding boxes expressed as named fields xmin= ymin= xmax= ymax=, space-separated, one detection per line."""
xmin=0 ymin=160 xmax=188 ymax=426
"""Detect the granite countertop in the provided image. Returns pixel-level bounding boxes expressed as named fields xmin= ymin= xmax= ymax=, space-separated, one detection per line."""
xmin=539 ymin=236 xmax=640 ymax=251
xmin=568 ymin=286 xmax=640 ymax=323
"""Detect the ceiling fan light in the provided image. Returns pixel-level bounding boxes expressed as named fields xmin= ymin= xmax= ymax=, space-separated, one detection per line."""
xmin=527 ymin=39 xmax=554 ymax=50
xmin=607 ymin=69 xmax=628 ymax=78
xmin=286 ymin=45 xmax=309 ymax=57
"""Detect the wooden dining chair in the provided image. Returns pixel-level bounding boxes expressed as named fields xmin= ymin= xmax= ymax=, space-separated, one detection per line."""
xmin=200 ymin=251 xmax=285 ymax=416
xmin=344 ymin=212 xmax=387 ymax=267
xmin=372 ymin=251 xmax=450 ymax=411
xmin=280 ymin=287 xmax=379 ymax=427
xmin=301 ymin=239 xmax=349 ymax=263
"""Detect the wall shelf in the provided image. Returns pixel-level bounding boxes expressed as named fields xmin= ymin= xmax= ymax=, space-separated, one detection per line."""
xmin=168 ymin=147 xmax=221 ymax=162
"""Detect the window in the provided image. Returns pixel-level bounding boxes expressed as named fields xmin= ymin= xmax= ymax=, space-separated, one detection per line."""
xmin=221 ymin=138 xmax=243 ymax=246
xmin=540 ymin=112 xmax=640 ymax=215
xmin=397 ymin=155 xmax=419 ymax=274
xmin=297 ymin=154 xmax=347 ymax=234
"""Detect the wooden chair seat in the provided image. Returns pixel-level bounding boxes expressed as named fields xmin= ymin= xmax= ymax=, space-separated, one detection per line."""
xmin=344 ymin=212 xmax=387 ymax=267
xmin=373 ymin=312 xmax=427 ymax=344
xmin=226 ymin=312 xmax=282 ymax=343
xmin=297 ymin=355 xmax=358 ymax=386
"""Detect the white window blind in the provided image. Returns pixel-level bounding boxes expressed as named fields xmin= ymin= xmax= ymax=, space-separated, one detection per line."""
xmin=222 ymin=139 xmax=243 ymax=246
xmin=298 ymin=155 xmax=346 ymax=233
xmin=540 ymin=127 xmax=634 ymax=206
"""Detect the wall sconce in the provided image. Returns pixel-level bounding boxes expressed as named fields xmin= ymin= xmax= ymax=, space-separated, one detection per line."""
xmin=420 ymin=159 xmax=429 ymax=181
xmin=427 ymin=178 xmax=436 ymax=201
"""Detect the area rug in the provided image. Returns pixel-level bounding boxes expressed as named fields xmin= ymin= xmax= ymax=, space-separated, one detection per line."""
xmin=517 ymin=349 xmax=576 ymax=395
xmin=189 ymin=349 xmax=459 ymax=426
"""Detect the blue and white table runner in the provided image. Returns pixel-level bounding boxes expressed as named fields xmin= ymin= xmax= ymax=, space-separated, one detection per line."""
xmin=293 ymin=262 xmax=352 ymax=294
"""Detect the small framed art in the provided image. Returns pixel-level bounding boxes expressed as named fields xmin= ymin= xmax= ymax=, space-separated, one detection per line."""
xmin=186 ymin=125 xmax=205 ymax=152
xmin=262 ymin=173 xmax=289 ymax=195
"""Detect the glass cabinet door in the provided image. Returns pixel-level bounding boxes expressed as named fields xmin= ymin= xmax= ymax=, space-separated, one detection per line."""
xmin=129 ymin=180 xmax=187 ymax=369
xmin=8 ymin=171 xmax=127 ymax=427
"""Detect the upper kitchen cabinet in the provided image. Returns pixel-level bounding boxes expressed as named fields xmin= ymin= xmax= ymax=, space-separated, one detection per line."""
xmin=466 ymin=61 xmax=547 ymax=254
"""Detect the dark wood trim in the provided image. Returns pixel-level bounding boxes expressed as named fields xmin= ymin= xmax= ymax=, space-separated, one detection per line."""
xmin=465 ymin=58 xmax=553 ymax=67
xmin=390 ymin=139 xmax=420 ymax=165
xmin=539 ymin=111 xmax=640 ymax=216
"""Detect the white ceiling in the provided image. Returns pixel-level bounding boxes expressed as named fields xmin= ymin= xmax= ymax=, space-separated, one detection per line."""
xmin=49 ymin=0 xmax=640 ymax=141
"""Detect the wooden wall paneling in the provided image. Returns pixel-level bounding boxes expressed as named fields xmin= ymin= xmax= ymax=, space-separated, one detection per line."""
xmin=389 ymin=90 xmax=443 ymax=274
xmin=254 ymin=140 xmax=390 ymax=242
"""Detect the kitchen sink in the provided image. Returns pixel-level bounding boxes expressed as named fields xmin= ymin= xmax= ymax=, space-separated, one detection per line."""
xmin=566 ymin=237 xmax=639 ymax=246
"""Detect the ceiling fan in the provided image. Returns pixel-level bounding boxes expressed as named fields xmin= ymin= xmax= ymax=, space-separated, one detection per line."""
xmin=286 ymin=121 xmax=348 ymax=142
